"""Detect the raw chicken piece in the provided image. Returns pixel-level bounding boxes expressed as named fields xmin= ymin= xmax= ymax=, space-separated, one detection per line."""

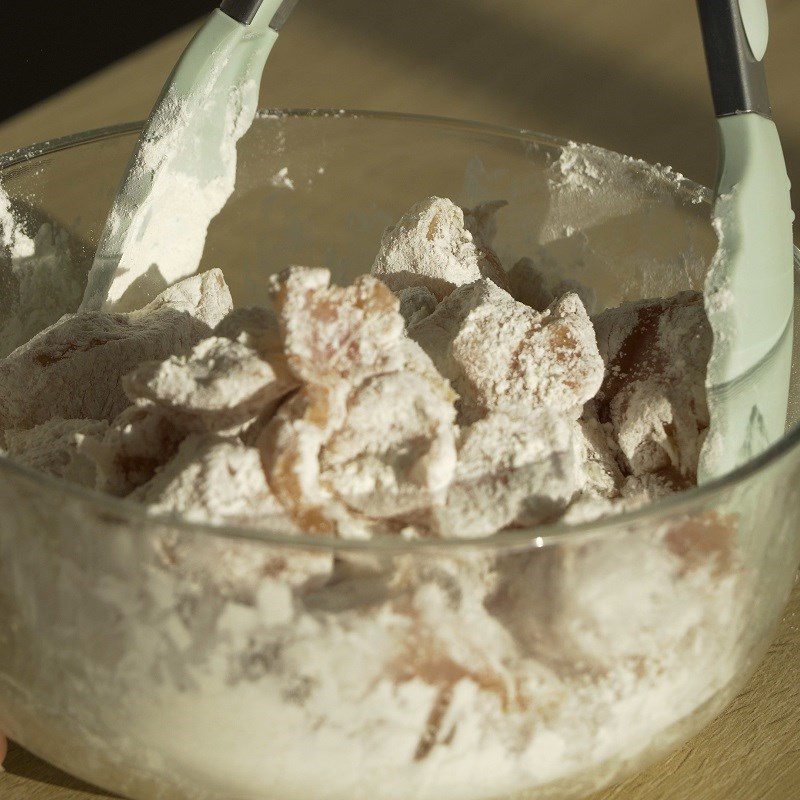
xmin=258 ymin=384 xmax=380 ymax=538
xmin=319 ymin=371 xmax=457 ymax=519
xmin=123 ymin=336 xmax=296 ymax=433
xmin=270 ymin=267 xmax=408 ymax=386
xmin=608 ymin=380 xmax=705 ymax=480
xmin=410 ymin=279 xmax=604 ymax=422
xmin=593 ymin=292 xmax=711 ymax=480
xmin=132 ymin=434 xmax=290 ymax=527
xmin=145 ymin=436 xmax=333 ymax=595
xmin=263 ymin=269 xmax=459 ymax=537
xmin=262 ymin=368 xmax=457 ymax=536
xmin=0 ymin=272 xmax=227 ymax=429
xmin=490 ymin=510 xmax=736 ymax=677
xmin=3 ymin=417 xmax=109 ymax=487
xmin=78 ymin=403 xmax=186 ymax=496
xmin=371 ymin=197 xmax=483 ymax=299
xmin=432 ymin=409 xmax=578 ymax=538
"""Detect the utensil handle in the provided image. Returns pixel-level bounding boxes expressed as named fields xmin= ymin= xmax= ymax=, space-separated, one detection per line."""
xmin=220 ymin=0 xmax=300 ymax=30
xmin=696 ymin=0 xmax=771 ymax=118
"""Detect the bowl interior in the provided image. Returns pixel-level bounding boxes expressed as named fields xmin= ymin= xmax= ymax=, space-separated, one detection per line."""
xmin=1 ymin=112 xmax=800 ymax=800
xmin=1 ymin=112 xmax=717 ymax=307
xmin=0 ymin=110 xmax=798 ymax=531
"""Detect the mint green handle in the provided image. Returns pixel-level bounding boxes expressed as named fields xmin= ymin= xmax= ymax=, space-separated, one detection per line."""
xmin=81 ymin=2 xmax=285 ymax=313
xmin=705 ymin=114 xmax=794 ymax=387
xmin=699 ymin=113 xmax=794 ymax=482
xmin=738 ymin=0 xmax=769 ymax=61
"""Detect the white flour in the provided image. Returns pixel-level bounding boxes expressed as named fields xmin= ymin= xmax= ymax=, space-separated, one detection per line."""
xmin=0 ymin=185 xmax=34 ymax=258
xmin=270 ymin=167 xmax=296 ymax=190
xmin=81 ymin=74 xmax=261 ymax=314
xmin=0 ymin=169 xmax=742 ymax=800
xmin=550 ymin=141 xmax=607 ymax=194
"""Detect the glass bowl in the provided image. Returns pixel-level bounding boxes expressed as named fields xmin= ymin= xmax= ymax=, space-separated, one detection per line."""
xmin=0 ymin=111 xmax=799 ymax=800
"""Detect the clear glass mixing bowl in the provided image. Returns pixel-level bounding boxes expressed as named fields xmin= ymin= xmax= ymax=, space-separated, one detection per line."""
xmin=0 ymin=111 xmax=799 ymax=800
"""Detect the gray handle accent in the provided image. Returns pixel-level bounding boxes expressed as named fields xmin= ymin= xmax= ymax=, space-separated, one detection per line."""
xmin=696 ymin=0 xmax=771 ymax=118
xmin=219 ymin=0 xmax=263 ymax=25
xmin=220 ymin=0 xmax=300 ymax=31
xmin=268 ymin=0 xmax=301 ymax=31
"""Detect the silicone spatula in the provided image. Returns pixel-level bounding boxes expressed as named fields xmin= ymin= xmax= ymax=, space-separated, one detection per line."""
xmin=696 ymin=0 xmax=795 ymax=481
xmin=80 ymin=0 xmax=300 ymax=314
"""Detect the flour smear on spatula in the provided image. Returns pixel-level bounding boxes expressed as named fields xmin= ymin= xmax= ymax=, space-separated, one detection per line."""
xmin=81 ymin=76 xmax=260 ymax=313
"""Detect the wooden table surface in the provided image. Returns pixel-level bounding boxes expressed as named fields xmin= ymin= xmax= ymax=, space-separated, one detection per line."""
xmin=1 ymin=1 xmax=798 ymax=797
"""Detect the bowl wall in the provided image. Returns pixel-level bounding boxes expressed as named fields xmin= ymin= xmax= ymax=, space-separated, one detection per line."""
xmin=0 ymin=113 xmax=799 ymax=800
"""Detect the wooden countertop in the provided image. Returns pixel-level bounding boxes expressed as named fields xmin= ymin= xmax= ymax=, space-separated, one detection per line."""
xmin=1 ymin=1 xmax=798 ymax=797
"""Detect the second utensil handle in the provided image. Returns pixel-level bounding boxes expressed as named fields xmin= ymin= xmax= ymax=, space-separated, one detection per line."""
xmin=220 ymin=0 xmax=301 ymax=30
xmin=696 ymin=0 xmax=771 ymax=118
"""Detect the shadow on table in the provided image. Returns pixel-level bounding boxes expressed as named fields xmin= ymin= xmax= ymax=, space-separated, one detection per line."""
xmin=6 ymin=742 xmax=118 ymax=798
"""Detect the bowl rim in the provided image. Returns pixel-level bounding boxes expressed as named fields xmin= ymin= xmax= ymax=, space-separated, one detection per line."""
xmin=1 ymin=107 xmax=798 ymax=554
